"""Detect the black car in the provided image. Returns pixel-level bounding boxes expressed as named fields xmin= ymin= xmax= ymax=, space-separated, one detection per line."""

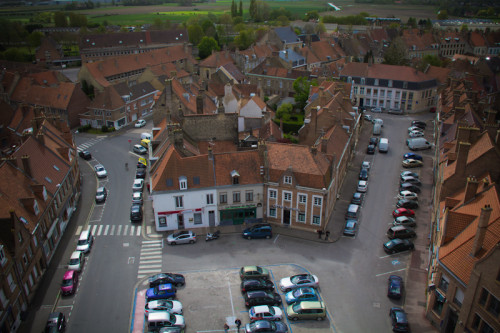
xmin=411 ymin=120 xmax=426 ymax=129
xmin=44 ymin=312 xmax=66 ymax=333
xmin=359 ymin=168 xmax=368 ymax=180
xmin=240 ymin=278 xmax=275 ymax=293
xmin=343 ymin=219 xmax=358 ymax=237
xmin=136 ymin=168 xmax=146 ymax=179
xmin=383 ymin=239 xmax=414 ymax=254
xmin=369 ymin=137 xmax=379 ymax=146
xmin=366 ymin=144 xmax=375 ymax=154
xmin=390 ymin=307 xmax=410 ymax=332
xmin=130 ymin=204 xmax=143 ymax=222
xmin=78 ymin=150 xmax=91 ymax=160
xmin=148 ymin=273 xmax=186 ymax=288
xmin=388 ymin=275 xmax=404 ymax=299
xmin=244 ymin=290 xmax=282 ymax=307
xmin=137 ymin=162 xmax=147 ymax=170
xmin=351 ymin=192 xmax=364 ymax=205
xmin=399 ymin=183 xmax=421 ymax=194
xmin=396 ymin=199 xmax=419 ymax=209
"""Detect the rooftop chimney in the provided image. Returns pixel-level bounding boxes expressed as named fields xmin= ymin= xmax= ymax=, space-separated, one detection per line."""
xmin=311 ymin=106 xmax=318 ymax=135
xmin=196 ymin=91 xmax=204 ymax=114
xmin=464 ymin=176 xmax=479 ymax=203
xmin=471 ymin=205 xmax=492 ymax=257
xmin=321 ymin=136 xmax=328 ymax=153
xmin=36 ymin=132 xmax=44 ymax=145
xmin=311 ymin=145 xmax=317 ymax=155
xmin=455 ymin=142 xmax=471 ymax=178
xmin=21 ymin=155 xmax=32 ymax=178
xmin=453 ymin=90 xmax=461 ymax=106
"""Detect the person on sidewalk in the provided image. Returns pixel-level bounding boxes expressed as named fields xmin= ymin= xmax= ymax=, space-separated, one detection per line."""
xmin=325 ymin=230 xmax=330 ymax=240
xmin=317 ymin=229 xmax=323 ymax=239
xmin=235 ymin=318 xmax=242 ymax=332
xmin=224 ymin=323 xmax=230 ymax=333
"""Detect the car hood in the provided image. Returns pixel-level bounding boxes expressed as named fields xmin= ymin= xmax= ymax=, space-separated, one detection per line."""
xmin=279 ymin=277 xmax=293 ymax=288
xmin=173 ymin=314 xmax=185 ymax=326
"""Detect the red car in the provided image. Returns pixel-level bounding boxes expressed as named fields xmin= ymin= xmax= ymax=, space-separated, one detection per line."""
xmin=392 ymin=208 xmax=415 ymax=218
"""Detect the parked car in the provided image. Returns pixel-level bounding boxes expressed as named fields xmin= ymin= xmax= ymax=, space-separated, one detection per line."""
xmin=388 ymin=275 xmax=404 ymax=299
xmin=400 ymin=176 xmax=421 ymax=186
xmin=144 ymin=300 xmax=183 ymax=317
xmin=76 ymin=230 xmax=94 ymax=253
xmin=364 ymin=114 xmax=374 ymax=122
xmin=149 ymin=273 xmax=185 ymax=288
xmin=390 ymin=307 xmax=410 ymax=332
xmin=137 ymin=162 xmax=147 ymax=170
xmin=396 ymin=199 xmax=419 ymax=209
xmin=408 ymin=126 xmax=423 ymax=133
xmin=242 ymin=224 xmax=272 ymax=239
xmin=351 ymin=192 xmax=364 ymax=205
xmin=392 ymin=208 xmax=415 ymax=218
xmin=399 ymin=183 xmax=421 ymax=194
xmin=132 ymin=191 xmax=143 ymax=206
xmin=240 ymin=266 xmax=270 ymax=280
xmin=249 ymin=305 xmax=283 ymax=321
xmin=95 ymin=186 xmax=107 ymax=204
xmin=343 ymin=219 xmax=358 ymax=237
xmin=60 ymin=270 xmax=78 ymax=296
xmin=130 ymin=204 xmax=143 ymax=222
xmin=279 ymin=274 xmax=319 ymax=292
xmin=372 ymin=107 xmax=382 ymax=113
xmin=409 ymin=130 xmax=424 ymax=138
xmin=383 ymin=239 xmax=415 ymax=254
xmin=146 ymin=312 xmax=185 ymax=330
xmin=79 ymin=150 xmax=91 ymax=160
xmin=397 ymin=191 xmax=418 ymax=200
xmin=411 ymin=120 xmax=426 ymax=129
xmin=359 ymin=168 xmax=368 ymax=180
xmin=146 ymin=283 xmax=176 ymax=301
xmin=366 ymin=144 xmax=375 ymax=154
xmin=286 ymin=301 xmax=326 ymax=321
xmin=402 ymin=159 xmax=423 ymax=168
xmin=67 ymin=251 xmax=84 ymax=271
xmin=133 ymin=144 xmax=147 ymax=155
xmin=135 ymin=119 xmax=146 ymax=128
xmin=94 ymin=164 xmax=107 ymax=178
xmin=403 ymin=153 xmax=422 ymax=161
xmin=400 ymin=171 xmax=419 ymax=178
xmin=244 ymin=320 xmax=288 ymax=333
xmin=387 ymin=225 xmax=416 ymax=239
xmin=357 ymin=180 xmax=368 ymax=192
xmin=369 ymin=137 xmax=378 ymax=146
xmin=361 ymin=161 xmax=371 ymax=171
xmin=244 ymin=290 xmax=282 ymax=307
xmin=136 ymin=168 xmax=146 ymax=179
xmin=133 ymin=179 xmax=144 ymax=192
xmin=241 ymin=278 xmax=275 ymax=293
xmin=44 ymin=312 xmax=66 ymax=333
xmin=393 ymin=216 xmax=417 ymax=228
xmin=166 ymin=231 xmax=196 ymax=245
xmin=285 ymin=287 xmax=319 ymax=304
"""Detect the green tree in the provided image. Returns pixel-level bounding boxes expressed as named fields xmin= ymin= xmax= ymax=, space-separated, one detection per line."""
xmin=437 ymin=10 xmax=448 ymax=20
xmin=187 ymin=24 xmax=203 ymax=45
xmin=198 ymin=36 xmax=219 ymax=59
xmin=421 ymin=54 xmax=442 ymax=67
xmin=69 ymin=12 xmax=87 ymax=27
xmin=276 ymin=103 xmax=293 ymax=121
xmin=239 ymin=0 xmax=243 ymax=17
xmin=27 ymin=31 xmax=43 ymax=54
xmin=234 ymin=29 xmax=254 ymax=50
xmin=231 ymin=0 xmax=237 ymax=18
xmin=218 ymin=13 xmax=233 ymax=45
xmin=407 ymin=17 xmax=417 ymax=28
xmin=254 ymin=1 xmax=270 ymax=22
xmin=201 ymin=19 xmax=217 ymax=39
xmin=293 ymin=76 xmax=314 ymax=111
xmin=315 ymin=22 xmax=326 ymax=34
xmin=383 ymin=37 xmax=409 ymax=66
xmin=304 ymin=10 xmax=319 ymax=22
xmin=277 ymin=15 xmax=289 ymax=26
xmin=54 ymin=12 xmax=67 ymax=27
xmin=153 ymin=18 xmax=163 ymax=29
xmin=249 ymin=0 xmax=257 ymax=20
xmin=460 ymin=24 xmax=468 ymax=33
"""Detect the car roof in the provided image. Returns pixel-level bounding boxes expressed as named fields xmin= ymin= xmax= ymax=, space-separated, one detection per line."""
xmin=294 ymin=301 xmax=324 ymax=309
xmin=97 ymin=186 xmax=105 ymax=191
xmin=70 ymin=251 xmax=81 ymax=258
xmin=63 ymin=270 xmax=75 ymax=279
xmin=252 ymin=305 xmax=271 ymax=312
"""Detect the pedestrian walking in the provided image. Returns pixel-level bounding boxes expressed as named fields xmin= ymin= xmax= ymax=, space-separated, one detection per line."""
xmin=224 ymin=323 xmax=230 ymax=333
xmin=317 ymin=229 xmax=323 ymax=239
xmin=235 ymin=318 xmax=242 ymax=332
xmin=325 ymin=230 xmax=330 ymax=240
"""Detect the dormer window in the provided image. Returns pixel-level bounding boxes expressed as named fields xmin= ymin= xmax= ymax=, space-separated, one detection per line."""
xmin=374 ymin=79 xmax=379 ymax=86
xmin=179 ymin=176 xmax=187 ymax=190
xmin=42 ymin=186 xmax=48 ymax=201
xmin=284 ymin=176 xmax=292 ymax=184
xmin=33 ymin=200 xmax=40 ymax=216
xmin=231 ymin=170 xmax=240 ymax=185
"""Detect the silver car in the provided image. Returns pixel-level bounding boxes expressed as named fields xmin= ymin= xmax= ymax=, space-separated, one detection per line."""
xmin=94 ymin=164 xmax=107 ymax=178
xmin=132 ymin=191 xmax=143 ymax=205
xmin=133 ymin=144 xmax=147 ymax=155
xmin=166 ymin=231 xmax=196 ymax=245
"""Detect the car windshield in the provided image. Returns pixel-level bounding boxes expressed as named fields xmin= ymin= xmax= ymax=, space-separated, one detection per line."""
xmin=249 ymin=321 xmax=273 ymax=330
xmin=389 ymin=284 xmax=400 ymax=294
xmin=77 ymin=239 xmax=87 ymax=245
xmin=294 ymin=288 xmax=312 ymax=296
xmin=96 ymin=166 xmax=104 ymax=171
xmin=62 ymin=278 xmax=72 ymax=286
xmin=69 ymin=258 xmax=79 ymax=265
xmin=97 ymin=190 xmax=104 ymax=195
xmin=291 ymin=275 xmax=309 ymax=283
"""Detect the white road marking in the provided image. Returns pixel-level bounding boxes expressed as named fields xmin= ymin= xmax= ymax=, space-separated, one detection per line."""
xmin=75 ymin=226 xmax=82 ymax=236
xmin=375 ymin=268 xmax=407 ymax=277
xmin=110 ymin=225 xmax=115 ymax=235
xmin=117 ymin=225 xmax=122 ymax=235
xmin=104 ymin=225 xmax=109 ymax=235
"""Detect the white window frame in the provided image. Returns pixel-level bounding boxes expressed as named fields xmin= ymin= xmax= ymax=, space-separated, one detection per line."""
xmin=297 ymin=212 xmax=306 ymax=223
xmin=284 ymin=176 xmax=292 ymax=184
xmin=0 ymin=246 xmax=6 ymax=266
xmin=283 ymin=191 xmax=292 ymax=202
xmin=269 ymin=189 xmax=277 ymax=199
xmin=312 ymin=215 xmax=321 ymax=225
xmin=313 ymin=196 xmax=322 ymax=206
xmin=298 ymin=194 xmax=307 ymax=204
xmin=179 ymin=176 xmax=187 ymax=190
xmin=206 ymin=193 xmax=214 ymax=205
xmin=174 ymin=196 xmax=183 ymax=208
xmin=269 ymin=208 xmax=277 ymax=217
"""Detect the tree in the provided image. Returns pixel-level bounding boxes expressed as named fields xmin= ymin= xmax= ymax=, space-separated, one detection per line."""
xmin=249 ymin=0 xmax=257 ymax=20
xmin=421 ymin=54 xmax=442 ymax=68
xmin=198 ymin=36 xmax=219 ymax=59
xmin=437 ymin=10 xmax=448 ymax=20
xmin=315 ymin=22 xmax=326 ymax=34
xmin=69 ymin=12 xmax=87 ymax=27
xmin=231 ymin=0 xmax=237 ymax=18
xmin=293 ymin=77 xmax=312 ymax=111
xmin=277 ymin=15 xmax=289 ymax=26
xmin=383 ymin=37 xmax=409 ymax=66
xmin=218 ymin=13 xmax=233 ymax=46
xmin=54 ymin=12 xmax=67 ymax=27
xmin=363 ymin=50 xmax=374 ymax=63
xmin=234 ymin=29 xmax=254 ymax=50
xmin=407 ymin=17 xmax=417 ymax=29
xmin=27 ymin=31 xmax=43 ymax=54
xmin=239 ymin=0 xmax=243 ymax=17
xmin=276 ymin=103 xmax=293 ymax=121
xmin=187 ymin=24 xmax=203 ymax=45
xmin=460 ymin=24 xmax=468 ymax=33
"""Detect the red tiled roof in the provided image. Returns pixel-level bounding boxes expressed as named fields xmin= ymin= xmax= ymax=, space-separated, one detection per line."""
xmin=199 ymin=51 xmax=234 ymax=69
xmin=341 ymin=62 xmax=435 ymax=82
xmin=469 ymin=32 xmax=486 ymax=47
xmin=214 ymin=150 xmax=263 ymax=186
xmin=11 ymin=78 xmax=76 ymax=110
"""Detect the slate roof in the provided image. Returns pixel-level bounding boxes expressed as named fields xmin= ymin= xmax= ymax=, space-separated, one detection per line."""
xmin=274 ymin=27 xmax=301 ymax=44
xmin=113 ymin=81 xmax=157 ymax=100
xmin=79 ymin=30 xmax=188 ymax=50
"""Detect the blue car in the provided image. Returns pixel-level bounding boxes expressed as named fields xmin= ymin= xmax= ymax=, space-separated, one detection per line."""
xmin=242 ymin=224 xmax=272 ymax=239
xmin=285 ymin=287 xmax=319 ymax=304
xmin=146 ymin=283 xmax=176 ymax=301
xmin=403 ymin=153 xmax=422 ymax=161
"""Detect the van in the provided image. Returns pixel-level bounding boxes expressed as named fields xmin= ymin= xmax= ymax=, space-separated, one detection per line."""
xmin=379 ymin=138 xmax=389 ymax=153
xmin=373 ymin=123 xmax=382 ymax=135
xmin=406 ymin=138 xmax=431 ymax=151
xmin=345 ymin=204 xmax=360 ymax=219
xmin=141 ymin=139 xmax=150 ymax=148
xmin=386 ymin=225 xmax=416 ymax=239
xmin=141 ymin=132 xmax=152 ymax=140
xmin=147 ymin=312 xmax=185 ymax=331
xmin=374 ymin=118 xmax=383 ymax=127
xmin=76 ymin=230 xmax=93 ymax=253
xmin=286 ymin=301 xmax=326 ymax=321
xmin=242 ymin=224 xmax=272 ymax=239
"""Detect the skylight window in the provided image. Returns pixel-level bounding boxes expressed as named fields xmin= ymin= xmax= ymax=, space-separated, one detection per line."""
xmin=45 ymin=177 xmax=53 ymax=183
xmin=53 ymin=165 xmax=60 ymax=171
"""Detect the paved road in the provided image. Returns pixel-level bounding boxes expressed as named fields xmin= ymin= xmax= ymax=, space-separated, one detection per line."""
xmin=21 ymin=113 xmax=437 ymax=333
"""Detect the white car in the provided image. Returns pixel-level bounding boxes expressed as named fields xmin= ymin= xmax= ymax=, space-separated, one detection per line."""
xmin=361 ymin=161 xmax=371 ymax=171
xmin=408 ymin=126 xmax=423 ymax=133
xmin=357 ymin=180 xmax=367 ymax=192
xmin=279 ymin=274 xmax=319 ymax=292
xmin=144 ymin=300 xmax=183 ymax=317
xmin=249 ymin=305 xmax=283 ymax=321
xmin=397 ymin=191 xmax=418 ymax=200
xmin=94 ymin=164 xmax=107 ymax=178
xmin=372 ymin=107 xmax=382 ymax=113
xmin=409 ymin=130 xmax=424 ymax=138
xmin=133 ymin=179 xmax=144 ymax=192
xmin=132 ymin=191 xmax=143 ymax=205
xmin=135 ymin=119 xmax=146 ymax=128
xmin=133 ymin=144 xmax=147 ymax=155
xmin=68 ymin=251 xmax=85 ymax=271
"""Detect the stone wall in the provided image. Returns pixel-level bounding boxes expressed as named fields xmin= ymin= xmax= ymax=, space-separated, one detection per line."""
xmin=182 ymin=113 xmax=238 ymax=142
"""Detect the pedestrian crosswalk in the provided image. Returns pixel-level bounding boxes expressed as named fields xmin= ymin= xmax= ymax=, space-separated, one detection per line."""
xmin=137 ymin=240 xmax=163 ymax=279
xmin=77 ymin=137 xmax=105 ymax=152
xmin=75 ymin=224 xmax=142 ymax=237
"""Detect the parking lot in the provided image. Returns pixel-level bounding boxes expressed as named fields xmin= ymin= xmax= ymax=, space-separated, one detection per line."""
xmin=131 ymin=264 xmax=337 ymax=333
